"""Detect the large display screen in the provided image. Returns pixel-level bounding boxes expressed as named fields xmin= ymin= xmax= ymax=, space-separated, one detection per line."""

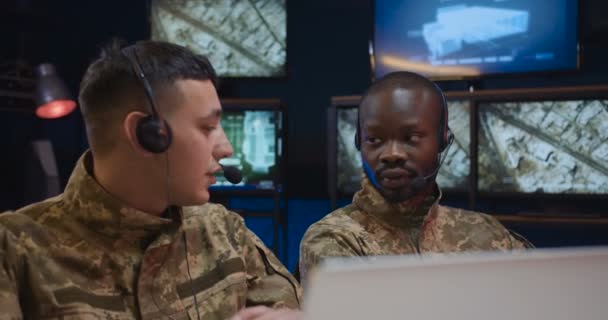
xmin=478 ymin=100 xmax=608 ymax=194
xmin=212 ymin=110 xmax=279 ymax=190
xmin=150 ymin=0 xmax=287 ymax=77
xmin=374 ymin=0 xmax=578 ymax=78
xmin=336 ymin=100 xmax=470 ymax=194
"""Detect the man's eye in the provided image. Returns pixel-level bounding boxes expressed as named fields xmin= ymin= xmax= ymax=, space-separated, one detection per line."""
xmin=365 ymin=136 xmax=381 ymax=144
xmin=407 ymin=135 xmax=421 ymax=143
xmin=202 ymin=125 xmax=217 ymax=132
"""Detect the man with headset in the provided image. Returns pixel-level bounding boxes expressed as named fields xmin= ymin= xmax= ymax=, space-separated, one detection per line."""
xmin=0 ymin=41 xmax=302 ymax=319
xmin=299 ymin=71 xmax=531 ymax=285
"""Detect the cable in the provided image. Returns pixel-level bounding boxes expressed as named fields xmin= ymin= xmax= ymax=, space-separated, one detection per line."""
xmin=165 ymin=151 xmax=202 ymax=320
xmin=184 ymin=232 xmax=202 ymax=320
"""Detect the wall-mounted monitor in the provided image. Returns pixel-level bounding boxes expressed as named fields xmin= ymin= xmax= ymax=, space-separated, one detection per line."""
xmin=374 ymin=0 xmax=579 ymax=79
xmin=478 ymin=99 xmax=608 ymax=194
xmin=150 ymin=0 xmax=287 ymax=77
xmin=211 ymin=100 xmax=282 ymax=191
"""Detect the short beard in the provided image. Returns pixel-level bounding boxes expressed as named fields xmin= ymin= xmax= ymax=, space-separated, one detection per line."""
xmin=380 ymin=188 xmax=414 ymax=203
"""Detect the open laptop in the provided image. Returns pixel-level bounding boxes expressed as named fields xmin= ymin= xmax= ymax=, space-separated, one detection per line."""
xmin=303 ymin=247 xmax=608 ymax=320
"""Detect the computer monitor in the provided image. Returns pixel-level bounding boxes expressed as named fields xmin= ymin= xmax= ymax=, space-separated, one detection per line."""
xmin=211 ymin=101 xmax=282 ymax=191
xmin=305 ymin=247 xmax=608 ymax=320
xmin=477 ymin=99 xmax=608 ymax=194
xmin=374 ymin=0 xmax=579 ymax=79
xmin=150 ymin=0 xmax=287 ymax=77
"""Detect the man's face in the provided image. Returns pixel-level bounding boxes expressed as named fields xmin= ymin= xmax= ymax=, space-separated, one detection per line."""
xmin=360 ymin=86 xmax=442 ymax=202
xmin=162 ymin=79 xmax=233 ymax=205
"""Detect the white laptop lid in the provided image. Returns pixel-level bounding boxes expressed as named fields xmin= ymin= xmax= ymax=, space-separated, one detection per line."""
xmin=304 ymin=247 xmax=608 ymax=320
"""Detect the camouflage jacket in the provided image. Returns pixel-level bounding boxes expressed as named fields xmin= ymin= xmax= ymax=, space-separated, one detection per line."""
xmin=0 ymin=152 xmax=301 ymax=319
xmin=299 ymin=177 xmax=527 ymax=285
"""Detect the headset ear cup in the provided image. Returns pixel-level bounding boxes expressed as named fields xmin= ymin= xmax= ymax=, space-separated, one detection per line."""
xmin=443 ymin=123 xmax=448 ymax=149
xmin=441 ymin=128 xmax=454 ymax=152
xmin=136 ymin=116 xmax=173 ymax=153
xmin=440 ymin=124 xmax=447 ymax=151
xmin=439 ymin=91 xmax=450 ymax=151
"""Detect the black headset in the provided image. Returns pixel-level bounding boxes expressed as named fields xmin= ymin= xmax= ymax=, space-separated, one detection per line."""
xmin=354 ymin=85 xmax=454 ymax=153
xmin=123 ymin=47 xmax=173 ymax=153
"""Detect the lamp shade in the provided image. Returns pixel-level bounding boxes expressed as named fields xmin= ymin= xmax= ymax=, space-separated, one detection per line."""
xmin=34 ymin=63 xmax=76 ymax=119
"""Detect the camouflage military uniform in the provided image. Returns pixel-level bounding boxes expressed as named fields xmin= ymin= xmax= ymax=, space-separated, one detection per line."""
xmin=299 ymin=177 xmax=527 ymax=285
xmin=0 ymin=152 xmax=301 ymax=319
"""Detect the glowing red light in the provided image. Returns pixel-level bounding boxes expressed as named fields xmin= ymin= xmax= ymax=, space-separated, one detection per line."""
xmin=35 ymin=100 xmax=77 ymax=119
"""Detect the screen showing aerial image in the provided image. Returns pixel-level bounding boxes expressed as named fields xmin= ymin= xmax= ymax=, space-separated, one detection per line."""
xmin=436 ymin=100 xmax=470 ymax=190
xmin=212 ymin=110 xmax=278 ymax=190
xmin=374 ymin=0 xmax=577 ymax=78
xmin=151 ymin=0 xmax=286 ymax=77
xmin=336 ymin=100 xmax=470 ymax=194
xmin=478 ymin=100 xmax=608 ymax=194
xmin=336 ymin=107 xmax=361 ymax=194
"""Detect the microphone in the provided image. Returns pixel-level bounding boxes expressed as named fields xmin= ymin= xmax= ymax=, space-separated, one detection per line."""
xmin=220 ymin=165 xmax=242 ymax=184
xmin=410 ymin=136 xmax=454 ymax=192
xmin=410 ymin=164 xmax=442 ymax=192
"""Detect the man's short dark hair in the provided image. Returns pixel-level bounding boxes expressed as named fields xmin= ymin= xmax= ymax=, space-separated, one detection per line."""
xmin=78 ymin=39 xmax=218 ymax=155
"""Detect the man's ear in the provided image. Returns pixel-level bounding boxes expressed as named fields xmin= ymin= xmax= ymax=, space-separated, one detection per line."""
xmin=123 ymin=111 xmax=155 ymax=157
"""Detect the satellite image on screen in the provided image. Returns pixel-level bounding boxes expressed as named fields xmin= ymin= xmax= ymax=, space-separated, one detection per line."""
xmin=336 ymin=100 xmax=470 ymax=194
xmin=478 ymin=100 xmax=608 ymax=194
xmin=437 ymin=100 xmax=470 ymax=190
xmin=212 ymin=110 xmax=277 ymax=189
xmin=336 ymin=107 xmax=361 ymax=194
xmin=150 ymin=0 xmax=286 ymax=77
xmin=374 ymin=0 xmax=577 ymax=78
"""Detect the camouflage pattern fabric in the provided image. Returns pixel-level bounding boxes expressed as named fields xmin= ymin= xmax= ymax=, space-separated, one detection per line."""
xmin=0 ymin=152 xmax=301 ymax=319
xmin=299 ymin=177 xmax=527 ymax=286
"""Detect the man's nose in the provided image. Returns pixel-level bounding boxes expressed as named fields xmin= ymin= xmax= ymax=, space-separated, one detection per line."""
xmin=379 ymin=140 xmax=408 ymax=164
xmin=214 ymin=128 xmax=234 ymax=159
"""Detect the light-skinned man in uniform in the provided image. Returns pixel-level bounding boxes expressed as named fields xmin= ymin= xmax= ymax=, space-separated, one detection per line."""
xmin=0 ymin=40 xmax=302 ymax=320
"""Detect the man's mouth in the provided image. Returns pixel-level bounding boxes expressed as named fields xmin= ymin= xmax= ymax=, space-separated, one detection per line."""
xmin=209 ymin=166 xmax=222 ymax=175
xmin=378 ymin=168 xmax=413 ymax=189
xmin=205 ymin=166 xmax=222 ymax=185
xmin=380 ymin=176 xmax=410 ymax=189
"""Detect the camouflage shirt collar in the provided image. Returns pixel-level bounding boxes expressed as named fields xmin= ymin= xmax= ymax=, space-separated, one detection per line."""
xmin=353 ymin=176 xmax=441 ymax=229
xmin=62 ymin=151 xmax=175 ymax=240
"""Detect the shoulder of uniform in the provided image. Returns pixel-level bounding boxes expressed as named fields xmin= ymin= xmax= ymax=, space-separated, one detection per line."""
xmin=0 ymin=211 xmax=52 ymax=246
xmin=435 ymin=205 xmax=531 ymax=249
xmin=436 ymin=205 xmax=512 ymax=240
xmin=14 ymin=194 xmax=64 ymax=221
xmin=304 ymin=204 xmax=365 ymax=238
xmin=0 ymin=195 xmax=64 ymax=233
xmin=182 ymin=202 xmax=245 ymax=227
xmin=438 ymin=205 xmax=503 ymax=225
